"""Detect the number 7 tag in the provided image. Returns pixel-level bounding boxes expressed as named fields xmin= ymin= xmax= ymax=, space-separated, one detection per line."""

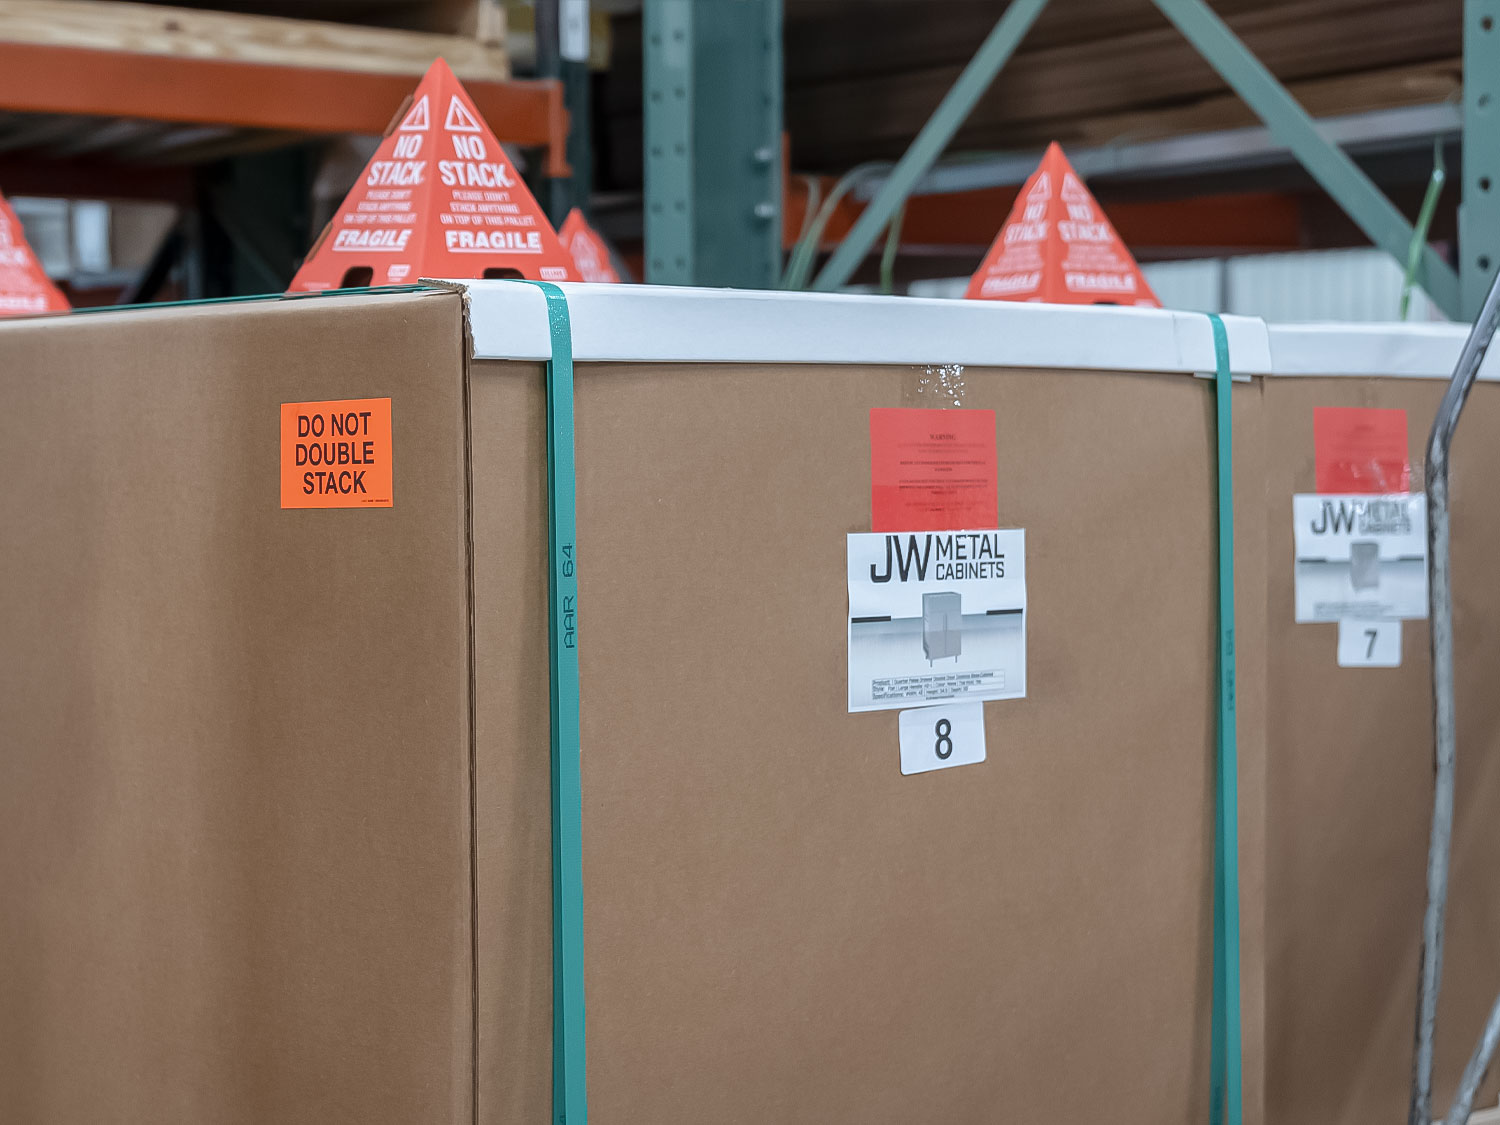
xmin=898 ymin=702 xmax=987 ymax=775
xmin=1337 ymin=618 xmax=1402 ymax=667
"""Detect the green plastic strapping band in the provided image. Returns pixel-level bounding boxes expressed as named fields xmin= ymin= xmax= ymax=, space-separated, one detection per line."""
xmin=1206 ymin=313 xmax=1242 ymax=1125
xmin=513 ymin=280 xmax=588 ymax=1125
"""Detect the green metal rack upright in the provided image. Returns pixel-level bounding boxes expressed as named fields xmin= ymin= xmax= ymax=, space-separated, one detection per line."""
xmin=1462 ymin=0 xmax=1500 ymax=319
xmin=643 ymin=0 xmax=783 ymax=288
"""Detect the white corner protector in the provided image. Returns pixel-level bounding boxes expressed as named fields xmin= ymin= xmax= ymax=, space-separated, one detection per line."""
xmin=1268 ymin=322 xmax=1500 ymax=380
xmin=456 ymin=279 xmax=1273 ymax=376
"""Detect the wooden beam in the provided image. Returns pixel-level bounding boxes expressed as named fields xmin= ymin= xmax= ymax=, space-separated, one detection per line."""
xmin=1060 ymin=59 xmax=1461 ymax=148
xmin=0 ymin=0 xmax=511 ymax=80
xmin=787 ymin=0 xmax=1461 ymax=166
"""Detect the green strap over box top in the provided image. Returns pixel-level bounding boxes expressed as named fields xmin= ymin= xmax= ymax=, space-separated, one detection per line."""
xmin=1206 ymin=313 xmax=1243 ymax=1125
xmin=513 ymin=280 xmax=588 ymax=1125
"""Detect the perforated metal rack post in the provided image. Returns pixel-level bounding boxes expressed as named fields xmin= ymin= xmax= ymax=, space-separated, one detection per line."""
xmin=1409 ymin=266 xmax=1500 ymax=1125
xmin=643 ymin=0 xmax=783 ymax=288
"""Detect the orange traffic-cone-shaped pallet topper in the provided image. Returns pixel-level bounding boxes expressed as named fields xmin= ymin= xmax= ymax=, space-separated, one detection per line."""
xmin=965 ymin=142 xmax=1159 ymax=307
xmin=289 ymin=58 xmax=576 ymax=292
xmin=0 ymin=193 xmax=69 ymax=316
xmin=559 ymin=208 xmax=624 ymax=283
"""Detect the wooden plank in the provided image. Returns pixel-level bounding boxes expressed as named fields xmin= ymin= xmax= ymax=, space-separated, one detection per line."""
xmin=1059 ymin=59 xmax=1462 ymax=148
xmin=0 ymin=0 xmax=510 ymax=80
xmin=785 ymin=0 xmax=1347 ymax=83
xmin=787 ymin=0 xmax=1460 ymax=167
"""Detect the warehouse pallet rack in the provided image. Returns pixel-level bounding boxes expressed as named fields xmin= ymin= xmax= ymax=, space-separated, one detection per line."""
xmin=0 ymin=0 xmax=572 ymax=299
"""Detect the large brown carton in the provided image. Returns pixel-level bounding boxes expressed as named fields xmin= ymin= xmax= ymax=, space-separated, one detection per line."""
xmin=0 ymin=292 xmax=474 ymax=1122
xmin=1258 ymin=324 xmax=1500 ymax=1125
xmin=2 ymin=283 xmax=1272 ymax=1123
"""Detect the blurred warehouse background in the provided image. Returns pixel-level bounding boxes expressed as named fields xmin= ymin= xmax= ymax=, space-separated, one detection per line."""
xmin=0 ymin=0 xmax=1474 ymax=320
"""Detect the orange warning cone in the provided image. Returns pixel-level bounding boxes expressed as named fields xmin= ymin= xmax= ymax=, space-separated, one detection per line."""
xmin=559 ymin=208 xmax=625 ymax=283
xmin=289 ymin=58 xmax=576 ymax=292
xmin=0 ymin=193 xmax=69 ymax=316
xmin=965 ymin=143 xmax=1160 ymax=307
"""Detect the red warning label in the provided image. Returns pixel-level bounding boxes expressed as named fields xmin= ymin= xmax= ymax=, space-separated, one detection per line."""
xmin=1313 ymin=406 xmax=1410 ymax=493
xmin=870 ymin=408 xmax=999 ymax=532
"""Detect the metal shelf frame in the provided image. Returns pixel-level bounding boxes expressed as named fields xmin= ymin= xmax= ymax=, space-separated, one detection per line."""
xmin=803 ymin=0 xmax=1489 ymax=321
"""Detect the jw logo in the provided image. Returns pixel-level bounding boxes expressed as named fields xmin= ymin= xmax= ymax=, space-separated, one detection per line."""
xmin=1310 ymin=499 xmax=1358 ymax=534
xmin=872 ymin=535 xmax=931 ymax=583
xmin=869 ymin=533 xmax=1006 ymax=583
xmin=1309 ymin=498 xmax=1412 ymax=536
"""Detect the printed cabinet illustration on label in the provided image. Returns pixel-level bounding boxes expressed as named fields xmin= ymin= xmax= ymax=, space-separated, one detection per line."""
xmin=922 ymin=591 xmax=962 ymax=662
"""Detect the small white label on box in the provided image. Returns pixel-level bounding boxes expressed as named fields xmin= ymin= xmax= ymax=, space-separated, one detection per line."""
xmin=898 ymin=702 xmax=986 ymax=775
xmin=1337 ymin=618 xmax=1402 ymax=667
xmin=1292 ymin=493 xmax=1427 ymax=622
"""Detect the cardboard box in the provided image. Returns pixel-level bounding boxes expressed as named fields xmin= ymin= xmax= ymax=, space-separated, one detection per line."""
xmin=6 ymin=281 xmax=1490 ymax=1123
xmin=462 ymin=286 xmax=1270 ymax=1124
xmin=0 ymin=291 xmax=474 ymax=1123
xmin=1258 ymin=324 xmax=1500 ymax=1125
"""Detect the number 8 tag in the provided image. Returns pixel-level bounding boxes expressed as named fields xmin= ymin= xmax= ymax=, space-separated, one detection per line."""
xmin=898 ymin=702 xmax=987 ymax=775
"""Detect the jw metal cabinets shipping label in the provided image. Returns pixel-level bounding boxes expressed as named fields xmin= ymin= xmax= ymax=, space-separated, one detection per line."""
xmin=1292 ymin=494 xmax=1426 ymax=622
xmin=847 ymin=529 xmax=1026 ymax=713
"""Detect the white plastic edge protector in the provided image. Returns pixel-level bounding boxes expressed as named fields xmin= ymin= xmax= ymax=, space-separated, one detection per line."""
xmin=457 ymin=279 xmax=1273 ymax=375
xmin=1268 ymin=322 xmax=1500 ymax=381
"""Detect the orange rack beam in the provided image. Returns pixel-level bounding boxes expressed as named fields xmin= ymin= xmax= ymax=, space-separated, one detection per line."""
xmin=0 ymin=42 xmax=570 ymax=176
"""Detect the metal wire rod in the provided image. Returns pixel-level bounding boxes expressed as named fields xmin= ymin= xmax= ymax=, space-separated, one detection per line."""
xmin=1444 ymin=989 xmax=1500 ymax=1125
xmin=1410 ymin=265 xmax=1500 ymax=1125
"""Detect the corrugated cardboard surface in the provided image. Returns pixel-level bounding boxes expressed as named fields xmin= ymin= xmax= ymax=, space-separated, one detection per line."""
xmin=1262 ymin=377 xmax=1500 ymax=1125
xmin=0 ymin=291 xmax=475 ymax=1123
xmin=1 ymin=288 xmax=1271 ymax=1123
xmin=471 ymin=358 xmax=1266 ymax=1123
xmin=470 ymin=357 xmax=553 ymax=1124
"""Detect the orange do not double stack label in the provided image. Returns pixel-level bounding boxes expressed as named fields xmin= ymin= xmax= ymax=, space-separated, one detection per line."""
xmin=280 ymin=398 xmax=393 ymax=509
